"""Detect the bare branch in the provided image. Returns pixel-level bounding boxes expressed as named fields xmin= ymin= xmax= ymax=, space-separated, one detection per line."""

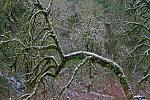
xmin=57 ymin=56 xmax=91 ymax=98
xmin=138 ymin=74 xmax=150 ymax=84
xmin=128 ymin=43 xmax=150 ymax=56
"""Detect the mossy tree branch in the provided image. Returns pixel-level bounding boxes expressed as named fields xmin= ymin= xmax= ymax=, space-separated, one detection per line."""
xmin=22 ymin=0 xmax=134 ymax=99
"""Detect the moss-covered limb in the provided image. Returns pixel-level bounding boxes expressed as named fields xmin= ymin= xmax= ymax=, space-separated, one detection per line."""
xmin=0 ymin=38 xmax=26 ymax=49
xmin=28 ymin=0 xmax=50 ymax=44
xmin=65 ymin=51 xmax=111 ymax=66
xmin=30 ymin=44 xmax=58 ymax=51
xmin=29 ymin=10 xmax=46 ymax=27
xmin=32 ymin=0 xmax=65 ymax=59
xmin=32 ymin=64 xmax=56 ymax=84
xmin=108 ymin=64 xmax=133 ymax=99
xmin=26 ymin=27 xmax=50 ymax=46
xmin=26 ymin=40 xmax=62 ymax=54
xmin=35 ymin=67 xmax=56 ymax=83
xmin=45 ymin=56 xmax=59 ymax=67
xmin=30 ymin=0 xmax=133 ymax=99
xmin=138 ymin=74 xmax=150 ymax=84
xmin=32 ymin=56 xmax=58 ymax=75
xmin=49 ymin=33 xmax=65 ymax=59
xmin=32 ymin=58 xmax=47 ymax=75
xmin=55 ymin=59 xmax=67 ymax=76
xmin=41 ymin=32 xmax=49 ymax=45
xmin=46 ymin=0 xmax=53 ymax=15
xmin=43 ymin=8 xmax=65 ymax=59
xmin=58 ymin=56 xmax=91 ymax=98
xmin=23 ymin=56 xmax=58 ymax=84
xmin=0 ymin=35 xmax=9 ymax=40
xmin=54 ymin=51 xmax=134 ymax=99
xmin=33 ymin=0 xmax=52 ymax=27
xmin=28 ymin=56 xmax=57 ymax=86
xmin=34 ymin=0 xmax=46 ymax=11
xmin=28 ymin=10 xmax=47 ymax=42
xmin=22 ymin=72 xmax=54 ymax=100
xmin=29 ymin=10 xmax=46 ymax=39
xmin=33 ymin=31 xmax=64 ymax=59
xmin=30 ymin=10 xmax=46 ymax=23
xmin=29 ymin=65 xmax=56 ymax=88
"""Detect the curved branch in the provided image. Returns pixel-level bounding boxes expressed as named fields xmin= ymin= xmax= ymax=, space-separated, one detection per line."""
xmin=27 ymin=27 xmax=51 ymax=45
xmin=49 ymin=33 xmax=65 ymax=59
xmin=55 ymin=51 xmax=133 ymax=99
xmin=33 ymin=0 xmax=65 ymax=59
xmin=22 ymin=72 xmax=53 ymax=100
xmin=32 ymin=56 xmax=58 ymax=75
xmin=28 ymin=10 xmax=46 ymax=42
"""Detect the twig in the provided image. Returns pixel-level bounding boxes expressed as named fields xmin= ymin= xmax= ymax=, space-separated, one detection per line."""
xmin=125 ymin=21 xmax=150 ymax=32
xmin=138 ymin=74 xmax=150 ymax=84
